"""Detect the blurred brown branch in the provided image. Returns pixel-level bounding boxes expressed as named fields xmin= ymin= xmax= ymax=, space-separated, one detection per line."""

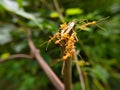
xmin=27 ymin=29 xmax=64 ymax=90
xmin=0 ymin=54 xmax=33 ymax=63
xmin=0 ymin=29 xmax=64 ymax=90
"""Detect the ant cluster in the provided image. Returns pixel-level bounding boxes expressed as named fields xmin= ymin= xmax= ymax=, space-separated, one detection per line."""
xmin=48 ymin=17 xmax=109 ymax=61
xmin=48 ymin=21 xmax=77 ymax=61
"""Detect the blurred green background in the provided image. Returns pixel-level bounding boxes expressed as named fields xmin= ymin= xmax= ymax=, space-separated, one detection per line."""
xmin=0 ymin=0 xmax=120 ymax=90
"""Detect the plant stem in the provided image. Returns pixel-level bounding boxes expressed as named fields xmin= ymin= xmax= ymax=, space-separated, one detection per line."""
xmin=61 ymin=46 xmax=72 ymax=90
xmin=53 ymin=0 xmax=64 ymax=22
xmin=74 ymin=53 xmax=85 ymax=90
xmin=63 ymin=58 xmax=72 ymax=90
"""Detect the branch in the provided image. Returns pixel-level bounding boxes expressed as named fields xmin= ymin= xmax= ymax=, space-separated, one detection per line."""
xmin=27 ymin=30 xmax=64 ymax=90
xmin=0 ymin=54 xmax=33 ymax=63
xmin=53 ymin=0 xmax=64 ymax=22
xmin=40 ymin=0 xmax=53 ymax=10
xmin=74 ymin=52 xmax=85 ymax=90
xmin=63 ymin=58 xmax=72 ymax=90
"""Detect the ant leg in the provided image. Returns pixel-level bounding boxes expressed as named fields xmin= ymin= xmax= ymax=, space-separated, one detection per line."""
xmin=77 ymin=19 xmax=88 ymax=24
xmin=96 ymin=16 xmax=110 ymax=23
xmin=46 ymin=40 xmax=51 ymax=51
xmin=95 ymin=24 xmax=106 ymax=31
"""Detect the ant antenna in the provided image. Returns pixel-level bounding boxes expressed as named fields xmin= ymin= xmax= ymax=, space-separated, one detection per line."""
xmin=95 ymin=16 xmax=110 ymax=31
xmin=95 ymin=24 xmax=107 ymax=31
xmin=96 ymin=16 xmax=110 ymax=23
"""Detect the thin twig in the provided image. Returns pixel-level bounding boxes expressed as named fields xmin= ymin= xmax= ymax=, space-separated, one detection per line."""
xmin=0 ymin=54 xmax=33 ymax=63
xmin=27 ymin=30 xmax=64 ymax=90
xmin=40 ymin=0 xmax=53 ymax=10
xmin=74 ymin=52 xmax=85 ymax=90
xmin=53 ymin=0 xmax=64 ymax=22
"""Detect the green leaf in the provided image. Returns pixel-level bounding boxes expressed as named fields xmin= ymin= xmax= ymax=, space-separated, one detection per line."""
xmin=0 ymin=0 xmax=41 ymax=28
xmin=73 ymin=82 xmax=81 ymax=90
xmin=16 ymin=0 xmax=23 ymax=8
xmin=0 ymin=24 xmax=14 ymax=45
xmin=1 ymin=52 xmax=10 ymax=59
xmin=94 ymin=79 xmax=105 ymax=90
xmin=66 ymin=8 xmax=83 ymax=16
xmin=50 ymin=11 xmax=59 ymax=18
xmin=0 ymin=0 xmax=34 ymax=19
xmin=91 ymin=65 xmax=109 ymax=83
xmin=13 ymin=42 xmax=26 ymax=53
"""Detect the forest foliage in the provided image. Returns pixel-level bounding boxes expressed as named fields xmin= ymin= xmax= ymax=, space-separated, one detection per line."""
xmin=0 ymin=0 xmax=120 ymax=90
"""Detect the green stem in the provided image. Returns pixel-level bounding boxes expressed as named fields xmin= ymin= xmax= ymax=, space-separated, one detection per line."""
xmin=63 ymin=58 xmax=72 ymax=90
xmin=74 ymin=53 xmax=85 ymax=90
xmin=53 ymin=0 xmax=64 ymax=22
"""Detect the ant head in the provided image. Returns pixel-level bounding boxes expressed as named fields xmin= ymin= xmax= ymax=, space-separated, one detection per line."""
xmin=60 ymin=22 xmax=67 ymax=30
xmin=91 ymin=21 xmax=96 ymax=25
